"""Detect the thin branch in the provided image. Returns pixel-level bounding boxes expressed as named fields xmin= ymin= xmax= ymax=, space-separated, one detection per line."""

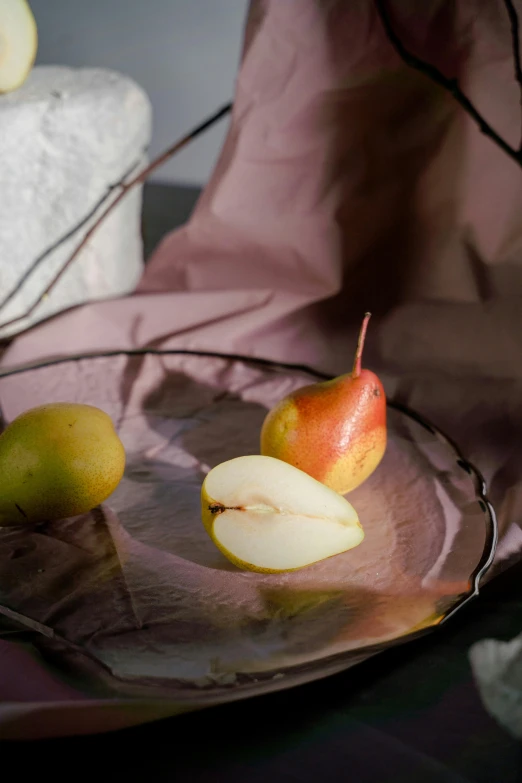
xmin=374 ymin=0 xmax=522 ymax=166
xmin=503 ymin=0 xmax=522 ymax=96
xmin=503 ymin=0 xmax=522 ymax=151
xmin=0 ymin=102 xmax=233 ymax=332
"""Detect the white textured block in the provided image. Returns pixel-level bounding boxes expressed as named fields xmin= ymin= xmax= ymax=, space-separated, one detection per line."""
xmin=0 ymin=66 xmax=152 ymax=339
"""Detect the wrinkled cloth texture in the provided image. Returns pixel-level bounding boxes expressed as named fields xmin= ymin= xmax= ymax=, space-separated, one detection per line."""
xmin=1 ymin=0 xmax=522 ymax=739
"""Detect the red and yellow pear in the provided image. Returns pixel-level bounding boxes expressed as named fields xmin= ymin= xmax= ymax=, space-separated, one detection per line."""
xmin=260 ymin=313 xmax=386 ymax=494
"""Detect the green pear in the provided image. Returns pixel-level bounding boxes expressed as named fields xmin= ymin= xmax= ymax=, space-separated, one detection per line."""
xmin=0 ymin=402 xmax=125 ymax=525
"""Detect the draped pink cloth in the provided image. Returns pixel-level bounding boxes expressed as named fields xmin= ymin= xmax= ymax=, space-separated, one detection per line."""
xmin=1 ymin=0 xmax=522 ymax=738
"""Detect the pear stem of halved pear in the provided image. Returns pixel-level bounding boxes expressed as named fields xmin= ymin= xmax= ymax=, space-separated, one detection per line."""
xmin=352 ymin=312 xmax=372 ymax=378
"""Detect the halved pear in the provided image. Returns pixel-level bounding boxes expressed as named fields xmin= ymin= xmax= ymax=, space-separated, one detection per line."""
xmin=0 ymin=0 xmax=38 ymax=94
xmin=201 ymin=455 xmax=364 ymax=573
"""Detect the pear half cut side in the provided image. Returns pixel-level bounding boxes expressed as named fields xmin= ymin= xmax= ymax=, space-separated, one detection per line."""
xmin=201 ymin=455 xmax=364 ymax=573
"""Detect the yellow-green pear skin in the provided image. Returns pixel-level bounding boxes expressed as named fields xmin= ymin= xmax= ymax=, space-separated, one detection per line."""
xmin=0 ymin=402 xmax=125 ymax=525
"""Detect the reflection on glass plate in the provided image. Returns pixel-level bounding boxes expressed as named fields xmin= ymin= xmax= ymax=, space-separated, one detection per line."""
xmin=0 ymin=351 xmax=497 ymax=710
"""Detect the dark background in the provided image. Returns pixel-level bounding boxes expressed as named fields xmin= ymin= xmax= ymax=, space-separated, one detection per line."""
xmin=142 ymin=183 xmax=201 ymax=260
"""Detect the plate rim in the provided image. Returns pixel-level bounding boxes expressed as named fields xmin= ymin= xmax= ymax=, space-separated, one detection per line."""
xmin=0 ymin=347 xmax=498 ymax=686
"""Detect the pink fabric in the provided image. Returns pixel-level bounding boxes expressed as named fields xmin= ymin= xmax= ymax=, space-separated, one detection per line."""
xmin=1 ymin=0 xmax=522 ymax=737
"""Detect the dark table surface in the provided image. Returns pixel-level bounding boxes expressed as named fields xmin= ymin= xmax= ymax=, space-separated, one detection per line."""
xmin=3 ymin=559 xmax=522 ymax=782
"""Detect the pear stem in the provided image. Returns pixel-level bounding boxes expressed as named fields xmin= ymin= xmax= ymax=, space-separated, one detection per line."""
xmin=352 ymin=312 xmax=371 ymax=378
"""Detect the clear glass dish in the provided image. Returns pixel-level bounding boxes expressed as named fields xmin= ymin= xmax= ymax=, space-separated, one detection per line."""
xmin=0 ymin=351 xmax=496 ymax=714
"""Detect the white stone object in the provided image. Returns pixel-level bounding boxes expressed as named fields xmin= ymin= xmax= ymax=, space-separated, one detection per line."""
xmin=0 ymin=65 xmax=152 ymax=339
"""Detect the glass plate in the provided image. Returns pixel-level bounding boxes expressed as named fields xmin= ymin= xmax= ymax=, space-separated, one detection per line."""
xmin=0 ymin=351 xmax=497 ymax=710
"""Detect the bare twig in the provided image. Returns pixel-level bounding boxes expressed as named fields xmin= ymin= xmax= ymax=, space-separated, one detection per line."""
xmin=503 ymin=0 xmax=522 ymax=94
xmin=374 ymin=0 xmax=522 ymax=166
xmin=0 ymin=102 xmax=233 ymax=332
